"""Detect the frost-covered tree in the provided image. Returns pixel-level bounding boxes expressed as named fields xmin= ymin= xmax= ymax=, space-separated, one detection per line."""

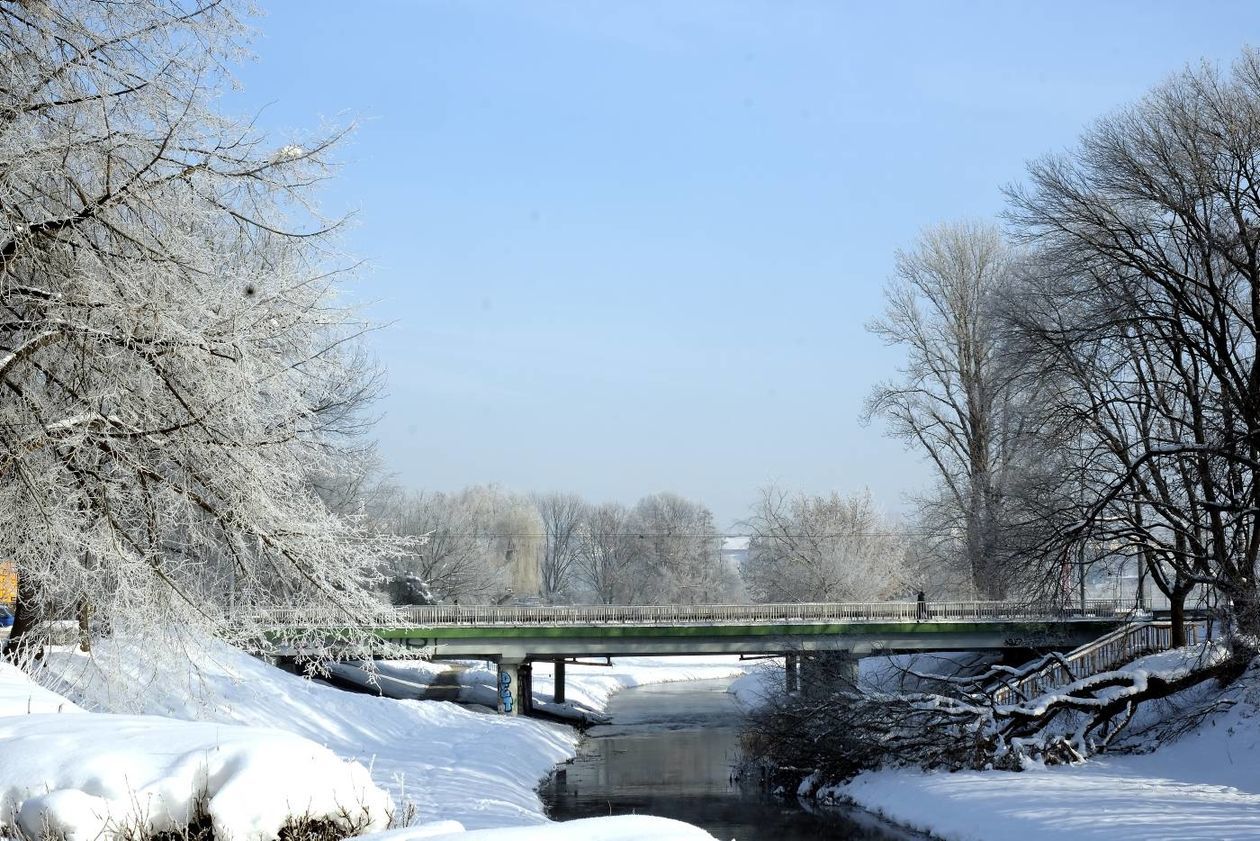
xmin=485 ymin=490 xmax=543 ymax=598
xmin=374 ymin=489 xmax=503 ymax=605
xmin=741 ymin=487 xmax=907 ymax=603
xmin=0 ymin=0 xmax=398 ymax=659
xmin=532 ymin=491 xmax=587 ymax=602
xmin=748 ymin=644 xmax=1248 ymax=783
xmin=865 ymin=221 xmax=1037 ymax=598
xmin=374 ymin=485 xmax=548 ymax=604
xmin=630 ymin=492 xmax=737 ymax=604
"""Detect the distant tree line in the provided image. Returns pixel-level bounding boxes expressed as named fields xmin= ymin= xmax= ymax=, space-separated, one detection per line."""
xmin=323 ymin=479 xmax=912 ymax=608
xmin=357 ymin=486 xmax=741 ymax=606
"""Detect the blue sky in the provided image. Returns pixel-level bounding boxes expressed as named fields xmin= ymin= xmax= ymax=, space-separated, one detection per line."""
xmin=230 ymin=2 xmax=1257 ymax=528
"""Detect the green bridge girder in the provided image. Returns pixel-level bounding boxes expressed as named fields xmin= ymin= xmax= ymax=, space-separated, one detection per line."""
xmin=276 ymin=617 xmax=1123 ymax=662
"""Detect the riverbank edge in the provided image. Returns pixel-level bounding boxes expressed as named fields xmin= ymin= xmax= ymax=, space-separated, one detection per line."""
xmin=796 ymin=774 xmax=947 ymax=841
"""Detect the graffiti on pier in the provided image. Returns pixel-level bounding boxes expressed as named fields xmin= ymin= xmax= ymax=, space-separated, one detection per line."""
xmin=498 ymin=670 xmax=514 ymax=713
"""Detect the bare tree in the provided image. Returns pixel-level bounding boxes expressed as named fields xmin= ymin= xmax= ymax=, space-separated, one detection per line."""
xmin=1005 ymin=281 xmax=1214 ymax=639
xmin=741 ymin=487 xmax=907 ymax=603
xmin=0 ymin=0 xmax=399 ymax=659
xmin=575 ymin=503 xmax=643 ymax=604
xmin=865 ymin=221 xmax=1036 ymax=598
xmin=532 ymin=492 xmax=587 ymax=602
xmin=1006 ymin=50 xmax=1260 ymax=645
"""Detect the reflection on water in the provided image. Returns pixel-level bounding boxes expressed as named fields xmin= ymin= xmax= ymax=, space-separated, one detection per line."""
xmin=542 ymin=678 xmax=915 ymax=841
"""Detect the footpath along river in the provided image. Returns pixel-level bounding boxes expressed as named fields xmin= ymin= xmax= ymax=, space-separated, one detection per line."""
xmin=541 ymin=676 xmax=920 ymax=841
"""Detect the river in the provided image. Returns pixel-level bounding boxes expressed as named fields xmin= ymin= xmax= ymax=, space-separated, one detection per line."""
xmin=541 ymin=677 xmax=917 ymax=841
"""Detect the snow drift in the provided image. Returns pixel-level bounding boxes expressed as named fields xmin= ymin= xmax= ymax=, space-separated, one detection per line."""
xmin=0 ymin=663 xmax=392 ymax=841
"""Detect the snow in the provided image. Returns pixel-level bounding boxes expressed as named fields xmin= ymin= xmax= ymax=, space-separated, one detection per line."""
xmin=860 ymin=651 xmax=994 ymax=690
xmin=836 ymin=754 xmax=1260 ymax=841
xmin=18 ymin=642 xmax=744 ymax=839
xmin=0 ymin=662 xmax=82 ymax=716
xmin=530 ymin=655 xmax=755 ymax=710
xmin=17 ymin=631 xmax=1253 ymax=841
xmin=823 ymin=645 xmax=1260 ymax=841
xmin=1 ymin=654 xmax=391 ymax=841
xmin=33 ymin=641 xmax=577 ymax=831
xmin=729 ymin=662 xmax=782 ymax=709
xmin=728 ymin=652 xmax=993 ymax=712
xmin=0 ymin=714 xmax=391 ymax=841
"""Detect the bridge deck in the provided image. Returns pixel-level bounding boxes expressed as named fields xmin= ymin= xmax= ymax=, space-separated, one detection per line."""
xmin=259 ymin=600 xmax=1132 ymax=661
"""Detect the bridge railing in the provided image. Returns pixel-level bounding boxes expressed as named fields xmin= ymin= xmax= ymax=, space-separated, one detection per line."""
xmin=990 ymin=619 xmax=1206 ymax=704
xmin=248 ymin=598 xmax=1126 ymax=629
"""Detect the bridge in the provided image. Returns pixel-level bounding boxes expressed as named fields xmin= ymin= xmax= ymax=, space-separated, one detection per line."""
xmin=260 ymin=599 xmax=1134 ymax=716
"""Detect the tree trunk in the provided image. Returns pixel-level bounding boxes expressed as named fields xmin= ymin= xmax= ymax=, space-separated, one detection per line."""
xmin=77 ymin=599 xmax=92 ymax=653
xmin=1230 ymin=585 xmax=1260 ymax=656
xmin=1136 ymin=560 xmax=1148 ymax=611
xmin=1169 ymin=592 xmax=1186 ymax=648
xmin=4 ymin=575 xmax=39 ymax=662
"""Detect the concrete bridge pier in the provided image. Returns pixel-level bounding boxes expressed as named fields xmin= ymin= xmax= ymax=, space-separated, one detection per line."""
xmin=801 ymin=651 xmax=859 ymax=696
xmin=785 ymin=652 xmax=800 ymax=694
xmin=496 ymin=658 xmax=537 ymax=716
xmin=497 ymin=659 xmax=520 ymax=715
xmin=553 ymin=659 xmax=566 ymax=704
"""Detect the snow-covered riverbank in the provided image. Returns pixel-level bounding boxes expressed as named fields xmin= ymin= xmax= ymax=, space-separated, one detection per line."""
xmin=828 ymin=682 xmax=1260 ymax=841
xmin=2 ymin=641 xmax=753 ymax=840
xmin=21 ymin=639 xmax=1252 ymax=841
xmin=722 ymin=647 xmax=1260 ymax=840
xmin=811 ymin=649 xmax=1260 ymax=841
xmin=0 ymin=658 xmax=393 ymax=841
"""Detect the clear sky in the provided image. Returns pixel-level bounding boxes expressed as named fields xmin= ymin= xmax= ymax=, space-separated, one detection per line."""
xmin=228 ymin=2 xmax=1257 ymax=529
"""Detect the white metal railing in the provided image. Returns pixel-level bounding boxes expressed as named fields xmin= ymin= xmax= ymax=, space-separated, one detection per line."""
xmin=248 ymin=599 xmax=1126 ymax=630
xmin=990 ymin=619 xmax=1205 ymax=704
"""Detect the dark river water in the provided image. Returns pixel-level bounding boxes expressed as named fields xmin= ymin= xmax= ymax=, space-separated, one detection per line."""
xmin=541 ymin=678 xmax=916 ymax=841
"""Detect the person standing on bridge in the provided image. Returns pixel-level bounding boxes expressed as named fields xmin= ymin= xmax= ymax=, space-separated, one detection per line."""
xmin=917 ymin=590 xmax=929 ymax=620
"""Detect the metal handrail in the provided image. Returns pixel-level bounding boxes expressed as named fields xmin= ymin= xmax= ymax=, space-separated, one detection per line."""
xmin=248 ymin=598 xmax=1126 ymax=630
xmin=991 ymin=619 xmax=1205 ymax=704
